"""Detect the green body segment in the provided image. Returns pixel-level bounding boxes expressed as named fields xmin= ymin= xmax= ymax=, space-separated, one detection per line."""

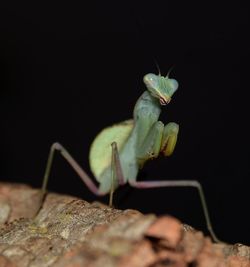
xmin=89 ymin=120 xmax=134 ymax=181
xmin=89 ymin=90 xmax=179 ymax=194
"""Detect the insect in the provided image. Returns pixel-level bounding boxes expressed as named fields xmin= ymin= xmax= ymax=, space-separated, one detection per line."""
xmin=40 ymin=72 xmax=221 ymax=242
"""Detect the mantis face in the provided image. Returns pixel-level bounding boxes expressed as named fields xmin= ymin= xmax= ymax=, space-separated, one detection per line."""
xmin=143 ymin=73 xmax=178 ymax=105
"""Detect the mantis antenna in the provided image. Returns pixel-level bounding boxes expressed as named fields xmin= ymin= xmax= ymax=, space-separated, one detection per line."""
xmin=153 ymin=58 xmax=161 ymax=76
xmin=166 ymin=65 xmax=176 ymax=78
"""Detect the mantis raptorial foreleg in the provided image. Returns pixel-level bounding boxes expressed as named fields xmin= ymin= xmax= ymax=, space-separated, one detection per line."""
xmin=136 ymin=121 xmax=164 ymax=166
xmin=137 ymin=120 xmax=179 ymax=166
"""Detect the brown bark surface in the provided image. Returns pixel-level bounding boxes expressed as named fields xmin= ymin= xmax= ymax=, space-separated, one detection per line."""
xmin=0 ymin=182 xmax=249 ymax=267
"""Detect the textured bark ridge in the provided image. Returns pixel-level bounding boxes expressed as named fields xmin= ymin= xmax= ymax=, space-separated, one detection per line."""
xmin=0 ymin=183 xmax=249 ymax=267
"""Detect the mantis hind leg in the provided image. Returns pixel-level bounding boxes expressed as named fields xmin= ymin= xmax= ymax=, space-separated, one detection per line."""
xmin=129 ymin=179 xmax=222 ymax=243
xmin=109 ymin=140 xmax=222 ymax=242
xmin=40 ymin=142 xmax=105 ymax=208
xmin=41 ymin=142 xmax=126 ymax=210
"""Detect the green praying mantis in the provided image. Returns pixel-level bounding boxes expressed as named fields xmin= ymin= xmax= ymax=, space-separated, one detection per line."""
xmin=40 ymin=72 xmax=222 ymax=243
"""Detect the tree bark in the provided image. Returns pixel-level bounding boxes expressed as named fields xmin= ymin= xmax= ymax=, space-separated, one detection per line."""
xmin=0 ymin=183 xmax=249 ymax=267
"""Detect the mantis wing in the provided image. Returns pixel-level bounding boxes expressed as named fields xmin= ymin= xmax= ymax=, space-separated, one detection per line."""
xmin=89 ymin=119 xmax=134 ymax=183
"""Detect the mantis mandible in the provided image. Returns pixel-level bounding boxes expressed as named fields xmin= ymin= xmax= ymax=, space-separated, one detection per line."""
xmin=40 ymin=72 xmax=221 ymax=242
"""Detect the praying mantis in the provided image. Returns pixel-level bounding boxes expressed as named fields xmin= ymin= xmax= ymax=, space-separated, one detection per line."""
xmin=40 ymin=72 xmax=221 ymax=243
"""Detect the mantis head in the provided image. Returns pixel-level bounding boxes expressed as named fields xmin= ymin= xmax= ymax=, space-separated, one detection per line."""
xmin=143 ymin=73 xmax=178 ymax=105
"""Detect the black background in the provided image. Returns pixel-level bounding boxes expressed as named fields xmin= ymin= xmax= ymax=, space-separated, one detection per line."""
xmin=0 ymin=1 xmax=249 ymax=244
